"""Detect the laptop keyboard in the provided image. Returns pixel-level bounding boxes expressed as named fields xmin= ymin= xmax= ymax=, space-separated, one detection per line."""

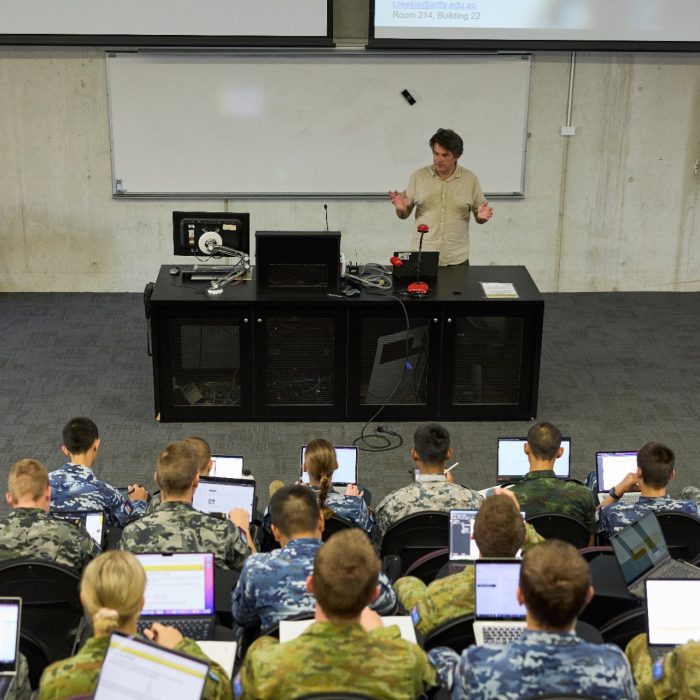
xmin=137 ymin=617 xmax=215 ymax=640
xmin=660 ymin=559 xmax=700 ymax=578
xmin=482 ymin=626 xmax=524 ymax=645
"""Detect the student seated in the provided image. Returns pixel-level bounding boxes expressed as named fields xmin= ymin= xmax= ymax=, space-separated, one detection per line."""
xmin=38 ymin=551 xmax=232 ymax=700
xmin=234 ymin=529 xmax=436 ymax=699
xmin=0 ymin=458 xmax=99 ymax=572
xmin=429 ymin=540 xmax=638 ymax=700
xmin=375 ymin=423 xmax=483 ymax=537
xmin=119 ymin=440 xmax=252 ymax=569
xmin=49 ymin=416 xmax=148 ymax=527
xmin=626 ymin=633 xmax=700 ymax=699
xmin=145 ymin=436 xmax=214 ymax=515
xmin=395 ymin=491 xmax=543 ymax=636
xmin=232 ymin=484 xmax=396 ymax=633
xmin=509 ymin=421 xmax=596 ymax=543
xmin=598 ymin=441 xmax=699 ymax=542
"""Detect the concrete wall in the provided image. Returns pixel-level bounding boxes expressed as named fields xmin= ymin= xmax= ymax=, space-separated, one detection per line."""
xmin=0 ymin=1 xmax=698 ymax=292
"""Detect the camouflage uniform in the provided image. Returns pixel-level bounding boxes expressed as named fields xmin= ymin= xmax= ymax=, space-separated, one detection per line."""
xmin=626 ymin=633 xmax=700 ymax=700
xmin=0 ymin=508 xmax=99 ymax=572
xmin=395 ymin=524 xmax=543 ymax=637
xmin=6 ymin=653 xmax=30 ymax=700
xmin=680 ymin=486 xmax=700 ymax=506
xmin=232 ymin=537 xmax=397 ymax=631
xmin=598 ymin=496 xmax=700 ymax=541
xmin=509 ymin=470 xmax=596 ymax=533
xmin=261 ymin=485 xmax=375 ymax=537
xmin=49 ymin=462 xmax=147 ymax=528
xmin=144 ymin=491 xmax=162 ymax=515
xmin=234 ymin=621 xmax=436 ymax=700
xmin=118 ymin=501 xmax=250 ymax=570
xmin=38 ymin=634 xmax=232 ymax=700
xmin=375 ymin=475 xmax=483 ymax=537
xmin=429 ymin=630 xmax=638 ymax=699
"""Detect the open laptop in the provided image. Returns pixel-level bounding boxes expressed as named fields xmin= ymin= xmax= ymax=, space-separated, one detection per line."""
xmin=135 ymin=552 xmax=216 ymax=640
xmin=645 ymin=578 xmax=700 ymax=662
xmin=497 ymin=437 xmax=571 ymax=483
xmin=51 ymin=510 xmax=106 ymax=548
xmin=299 ymin=445 xmax=358 ymax=486
xmin=596 ymin=451 xmax=640 ymax=504
xmin=610 ymin=511 xmax=700 ymax=599
xmin=95 ymin=631 xmax=209 ymax=700
xmin=210 ymin=454 xmax=244 ymax=479
xmin=391 ymin=251 xmax=440 ymax=289
xmin=473 ymin=559 xmax=526 ymax=645
xmin=0 ymin=598 xmax=21 ymax=700
xmin=448 ymin=510 xmax=527 ymax=573
xmin=192 ymin=476 xmax=255 ymax=519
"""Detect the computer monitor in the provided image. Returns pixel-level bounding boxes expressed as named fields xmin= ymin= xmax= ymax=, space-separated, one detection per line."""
xmin=172 ymin=211 xmax=250 ymax=256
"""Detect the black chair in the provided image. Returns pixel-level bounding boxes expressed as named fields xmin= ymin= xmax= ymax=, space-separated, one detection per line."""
xmin=380 ymin=511 xmax=450 ymax=578
xmin=525 ymin=513 xmax=591 ymax=549
xmin=104 ymin=526 xmax=123 ymax=551
xmin=656 ymin=512 xmax=700 ymax=563
xmin=19 ymin=629 xmax=51 ymax=690
xmin=322 ymin=514 xmax=355 ymax=541
xmin=574 ymin=619 xmax=604 ymax=644
xmin=214 ymin=567 xmax=240 ymax=628
xmin=599 ymin=608 xmax=647 ymax=651
xmin=423 ymin=613 xmax=475 ymax=654
xmin=577 ymin=546 xmax=614 ymax=562
xmin=0 ymin=559 xmax=83 ymax=683
xmin=402 ymin=548 xmax=449 ymax=584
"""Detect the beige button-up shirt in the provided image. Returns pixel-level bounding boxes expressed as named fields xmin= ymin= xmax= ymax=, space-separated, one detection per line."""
xmin=406 ymin=165 xmax=486 ymax=266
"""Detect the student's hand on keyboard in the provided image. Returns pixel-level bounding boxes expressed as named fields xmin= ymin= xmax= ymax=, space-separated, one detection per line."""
xmin=143 ymin=622 xmax=183 ymax=648
xmin=345 ymin=484 xmax=364 ymax=498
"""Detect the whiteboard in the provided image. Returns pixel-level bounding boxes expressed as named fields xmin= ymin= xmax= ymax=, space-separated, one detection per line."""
xmin=106 ymin=51 xmax=531 ymax=197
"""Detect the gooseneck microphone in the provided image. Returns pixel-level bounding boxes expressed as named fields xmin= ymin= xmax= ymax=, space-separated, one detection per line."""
xmin=324 ymin=204 xmax=329 ymax=231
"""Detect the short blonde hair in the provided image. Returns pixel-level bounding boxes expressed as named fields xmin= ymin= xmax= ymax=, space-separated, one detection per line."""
xmin=184 ymin=437 xmax=212 ymax=475
xmin=81 ymin=552 xmax=145 ymax=636
xmin=7 ymin=459 xmax=48 ymax=503
xmin=156 ymin=440 xmax=199 ymax=496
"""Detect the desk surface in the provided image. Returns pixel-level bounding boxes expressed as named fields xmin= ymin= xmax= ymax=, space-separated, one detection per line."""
xmin=153 ymin=265 xmax=543 ymax=305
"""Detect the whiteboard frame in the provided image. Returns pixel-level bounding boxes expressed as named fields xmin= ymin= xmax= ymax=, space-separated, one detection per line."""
xmin=106 ymin=50 xmax=531 ymax=199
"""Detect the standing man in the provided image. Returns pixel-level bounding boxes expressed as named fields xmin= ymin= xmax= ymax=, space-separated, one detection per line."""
xmin=389 ymin=128 xmax=493 ymax=266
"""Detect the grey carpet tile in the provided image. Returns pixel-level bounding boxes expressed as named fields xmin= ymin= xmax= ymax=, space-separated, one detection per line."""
xmin=0 ymin=291 xmax=698 ymax=519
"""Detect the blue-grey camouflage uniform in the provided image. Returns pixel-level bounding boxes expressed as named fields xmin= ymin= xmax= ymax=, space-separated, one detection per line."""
xmin=429 ymin=630 xmax=638 ymax=699
xmin=118 ymin=500 xmax=250 ymax=570
xmin=49 ymin=462 xmax=147 ymax=528
xmin=232 ymin=537 xmax=396 ymax=630
xmin=598 ymin=496 xmax=700 ymax=541
xmin=0 ymin=508 xmax=99 ymax=572
xmin=375 ymin=474 xmax=483 ymax=537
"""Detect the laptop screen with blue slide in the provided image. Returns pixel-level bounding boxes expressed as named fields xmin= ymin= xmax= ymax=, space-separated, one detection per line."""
xmin=300 ymin=445 xmax=358 ymax=486
xmin=497 ymin=437 xmax=571 ymax=483
xmin=611 ymin=511 xmax=670 ymax=587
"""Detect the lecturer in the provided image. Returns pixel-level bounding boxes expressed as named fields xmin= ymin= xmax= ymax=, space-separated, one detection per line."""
xmin=389 ymin=128 xmax=493 ymax=266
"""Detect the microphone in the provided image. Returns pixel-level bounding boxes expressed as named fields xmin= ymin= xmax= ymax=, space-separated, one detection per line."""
xmin=324 ymin=204 xmax=329 ymax=232
xmin=407 ymin=224 xmax=430 ymax=296
xmin=390 ymin=256 xmax=403 ymax=267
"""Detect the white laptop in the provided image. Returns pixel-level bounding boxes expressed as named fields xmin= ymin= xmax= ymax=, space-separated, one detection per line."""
xmin=0 ymin=598 xmax=20 ymax=700
xmin=595 ymin=451 xmax=640 ymax=504
xmin=473 ymin=559 xmax=526 ymax=645
xmin=299 ymin=445 xmax=358 ymax=486
xmin=209 ymin=454 xmax=244 ymax=479
xmin=497 ymin=437 xmax=571 ymax=483
xmin=646 ymin=578 xmax=700 ymax=661
xmin=95 ymin=631 xmax=209 ymax=700
xmin=135 ymin=552 xmax=216 ymax=640
xmin=192 ymin=476 xmax=255 ymax=518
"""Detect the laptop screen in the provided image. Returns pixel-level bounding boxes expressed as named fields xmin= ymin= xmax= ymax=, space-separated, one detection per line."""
xmin=299 ymin=445 xmax=358 ymax=485
xmin=52 ymin=510 xmax=105 ymax=547
xmin=209 ymin=455 xmax=244 ymax=479
xmin=95 ymin=632 xmax=208 ymax=700
xmin=136 ymin=553 xmax=215 ymax=617
xmin=450 ymin=509 xmax=526 ymax=561
xmin=474 ymin=560 xmax=526 ymax=620
xmin=497 ymin=437 xmax=571 ymax=481
xmin=646 ymin=579 xmax=700 ymax=646
xmin=611 ymin=511 xmax=669 ymax=586
xmin=192 ymin=476 xmax=255 ymax=516
xmin=0 ymin=598 xmax=20 ymax=674
xmin=596 ymin=451 xmax=638 ymax=492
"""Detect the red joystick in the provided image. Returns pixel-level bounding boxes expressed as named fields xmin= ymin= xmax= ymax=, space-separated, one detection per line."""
xmin=407 ymin=281 xmax=429 ymax=295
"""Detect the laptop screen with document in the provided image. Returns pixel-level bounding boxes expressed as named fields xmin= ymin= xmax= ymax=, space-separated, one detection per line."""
xmin=497 ymin=437 xmax=571 ymax=482
xmin=192 ymin=476 xmax=255 ymax=517
xmin=474 ymin=560 xmax=525 ymax=620
xmin=596 ymin=451 xmax=638 ymax=492
xmin=646 ymin=579 xmax=700 ymax=647
xmin=299 ymin=445 xmax=358 ymax=486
